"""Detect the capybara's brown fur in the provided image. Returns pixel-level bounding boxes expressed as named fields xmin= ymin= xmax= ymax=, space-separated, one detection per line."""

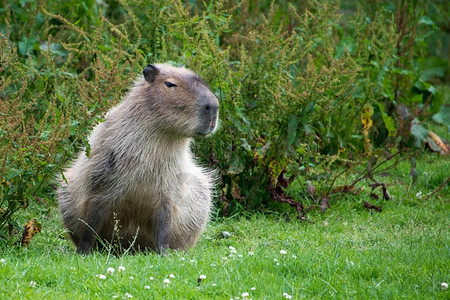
xmin=57 ymin=63 xmax=219 ymax=254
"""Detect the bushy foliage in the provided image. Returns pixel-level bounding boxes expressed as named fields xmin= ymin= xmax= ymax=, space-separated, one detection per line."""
xmin=0 ymin=0 xmax=144 ymax=235
xmin=0 ymin=0 xmax=448 ymax=236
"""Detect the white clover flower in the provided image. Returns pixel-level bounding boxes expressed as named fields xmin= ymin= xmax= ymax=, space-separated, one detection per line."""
xmin=283 ymin=292 xmax=292 ymax=299
xmin=0 ymin=258 xmax=5 ymax=264
xmin=274 ymin=258 xmax=278 ymax=262
xmin=238 ymin=254 xmax=243 ymax=258
xmin=169 ymin=274 xmax=175 ymax=278
xmin=29 ymin=281 xmax=36 ymax=287
xmin=416 ymin=191 xmax=423 ymax=199
xmin=144 ymin=285 xmax=150 ymax=290
xmin=149 ymin=277 xmax=154 ymax=280
xmin=212 ymin=283 xmax=217 ymax=287
xmin=118 ymin=266 xmax=125 ymax=272
xmin=248 ymin=251 xmax=254 ymax=256
xmin=129 ymin=276 xmax=134 ymax=280
xmin=241 ymin=292 xmax=249 ymax=298
xmin=107 ymin=267 xmax=115 ymax=275
xmin=125 ymin=292 xmax=133 ymax=298
xmin=163 ymin=279 xmax=170 ymax=284
xmin=291 ymin=255 xmax=297 ymax=259
xmin=223 ymin=257 xmax=228 ymax=260
xmin=180 ymin=257 xmax=185 ymax=261
xmin=96 ymin=274 xmax=106 ymax=280
xmin=199 ymin=275 xmax=206 ymax=280
xmin=423 ymin=172 xmax=428 ymax=176
xmin=222 ymin=231 xmax=231 ymax=238
xmin=251 ymin=287 xmax=256 ymax=291
xmin=441 ymin=282 xmax=448 ymax=290
xmin=229 ymin=246 xmax=237 ymax=254
xmin=280 ymin=250 xmax=287 ymax=255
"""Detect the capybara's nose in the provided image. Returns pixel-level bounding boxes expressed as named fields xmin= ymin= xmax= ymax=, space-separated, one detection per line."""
xmin=203 ymin=102 xmax=219 ymax=118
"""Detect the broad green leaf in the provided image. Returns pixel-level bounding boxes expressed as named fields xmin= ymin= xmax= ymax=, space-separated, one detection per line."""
xmin=419 ymin=15 xmax=436 ymax=26
xmin=416 ymin=56 xmax=448 ymax=80
xmin=287 ymin=115 xmax=298 ymax=149
xmin=6 ymin=168 xmax=22 ymax=180
xmin=240 ymin=138 xmax=251 ymax=152
xmin=18 ymin=37 xmax=34 ymax=56
xmin=335 ymin=36 xmax=355 ymax=59
xmin=39 ymin=42 xmax=68 ymax=57
xmin=228 ymin=153 xmax=244 ymax=175
xmin=410 ymin=94 xmax=423 ymax=103
xmin=432 ymin=106 xmax=450 ymax=126
xmin=430 ymin=91 xmax=443 ymax=114
xmin=377 ymin=103 xmax=396 ymax=137
xmin=40 ymin=131 xmax=50 ymax=141
xmin=410 ymin=118 xmax=429 ymax=148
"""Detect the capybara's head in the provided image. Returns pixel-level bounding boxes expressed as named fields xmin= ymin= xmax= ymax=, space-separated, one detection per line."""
xmin=142 ymin=63 xmax=219 ymax=137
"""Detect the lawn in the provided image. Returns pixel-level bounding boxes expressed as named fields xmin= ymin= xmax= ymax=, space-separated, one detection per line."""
xmin=0 ymin=154 xmax=448 ymax=299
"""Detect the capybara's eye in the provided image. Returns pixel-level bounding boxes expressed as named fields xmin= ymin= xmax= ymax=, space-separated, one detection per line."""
xmin=165 ymin=81 xmax=177 ymax=88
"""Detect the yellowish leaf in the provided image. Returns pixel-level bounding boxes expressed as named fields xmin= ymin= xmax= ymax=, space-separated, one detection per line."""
xmin=428 ymin=131 xmax=449 ymax=154
xmin=231 ymin=177 xmax=244 ymax=200
xmin=361 ymin=104 xmax=374 ymax=153
xmin=21 ymin=218 xmax=42 ymax=247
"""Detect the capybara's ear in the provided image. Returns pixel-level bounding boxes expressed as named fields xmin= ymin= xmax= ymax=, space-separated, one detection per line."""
xmin=143 ymin=64 xmax=160 ymax=83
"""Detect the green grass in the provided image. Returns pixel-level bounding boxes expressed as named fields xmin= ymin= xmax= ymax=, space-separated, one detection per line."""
xmin=0 ymin=154 xmax=448 ymax=299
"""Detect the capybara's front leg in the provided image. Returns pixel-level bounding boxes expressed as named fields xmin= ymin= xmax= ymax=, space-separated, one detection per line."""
xmin=77 ymin=197 xmax=111 ymax=254
xmin=156 ymin=202 xmax=171 ymax=255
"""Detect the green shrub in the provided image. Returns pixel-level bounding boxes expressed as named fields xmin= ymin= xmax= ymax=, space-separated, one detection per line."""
xmin=0 ymin=1 xmax=144 ymax=236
